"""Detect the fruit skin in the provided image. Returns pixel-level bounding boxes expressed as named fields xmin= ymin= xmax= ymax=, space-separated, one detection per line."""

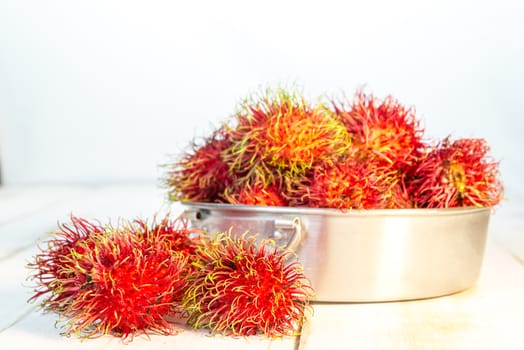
xmin=223 ymin=88 xmax=351 ymax=191
xmin=287 ymin=157 xmax=413 ymax=209
xmin=164 ymin=87 xmax=503 ymax=210
xmin=164 ymin=128 xmax=234 ymax=203
xmin=27 ymin=216 xmax=103 ymax=314
xmin=330 ymin=91 xmax=426 ymax=171
xmin=407 ymin=137 xmax=504 ymax=208
xmin=27 ymin=214 xmax=318 ymax=340
xmin=27 ymin=215 xmax=198 ymax=340
xmin=223 ymin=177 xmax=288 ymax=206
xmin=182 ymin=233 xmax=313 ymax=337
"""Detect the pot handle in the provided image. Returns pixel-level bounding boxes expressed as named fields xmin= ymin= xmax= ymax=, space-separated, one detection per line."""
xmin=273 ymin=217 xmax=304 ymax=252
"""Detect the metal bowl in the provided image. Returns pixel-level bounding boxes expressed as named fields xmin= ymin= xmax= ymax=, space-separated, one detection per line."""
xmin=182 ymin=202 xmax=491 ymax=302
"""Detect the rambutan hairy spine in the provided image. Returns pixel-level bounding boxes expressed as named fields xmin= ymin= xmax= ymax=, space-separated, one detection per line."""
xmin=407 ymin=137 xmax=503 ymax=208
xmin=224 ymin=87 xmax=350 ymax=177
xmin=27 ymin=214 xmax=200 ymax=341
xmin=182 ymin=232 xmax=313 ymax=337
xmin=164 ymin=128 xmax=234 ymax=203
xmin=329 ymin=91 xmax=426 ymax=170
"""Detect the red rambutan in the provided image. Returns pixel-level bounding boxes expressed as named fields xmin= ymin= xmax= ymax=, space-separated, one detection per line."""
xmin=164 ymin=128 xmax=234 ymax=202
xmin=28 ymin=216 xmax=104 ymax=313
xmin=407 ymin=137 xmax=504 ymax=208
xmin=183 ymin=233 xmax=313 ymax=337
xmin=288 ymin=158 xmax=412 ymax=209
xmin=331 ymin=91 xmax=425 ymax=170
xmin=143 ymin=215 xmax=201 ymax=259
xmin=223 ymin=177 xmax=288 ymax=206
xmin=28 ymin=215 xmax=196 ymax=340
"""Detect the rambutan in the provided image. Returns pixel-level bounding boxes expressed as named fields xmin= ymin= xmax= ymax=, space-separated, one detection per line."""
xmin=223 ymin=176 xmax=288 ymax=206
xmin=28 ymin=215 xmax=196 ymax=340
xmin=331 ymin=91 xmax=425 ymax=170
xmin=408 ymin=137 xmax=503 ymax=208
xmin=289 ymin=158 xmax=412 ymax=209
xmin=225 ymin=88 xmax=350 ymax=177
xmin=144 ymin=215 xmax=201 ymax=259
xmin=183 ymin=233 xmax=313 ymax=337
xmin=164 ymin=128 xmax=234 ymax=203
xmin=28 ymin=216 xmax=104 ymax=313
xmin=163 ymin=86 xmax=503 ymax=211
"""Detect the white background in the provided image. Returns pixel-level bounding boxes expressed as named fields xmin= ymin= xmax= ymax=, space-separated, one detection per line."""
xmin=0 ymin=0 xmax=523 ymax=201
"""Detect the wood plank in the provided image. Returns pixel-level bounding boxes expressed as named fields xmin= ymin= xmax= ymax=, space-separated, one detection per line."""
xmin=0 ymin=186 xmax=88 ymax=224
xmin=298 ymin=240 xmax=524 ymax=350
xmin=0 ymin=310 xmax=297 ymax=350
xmin=0 ymin=185 xmax=180 ymax=260
xmin=0 ymin=185 xmax=184 ymax=329
xmin=0 ymin=187 xmax=296 ymax=349
xmin=3 ymin=186 xmax=523 ymax=349
xmin=489 ymin=202 xmax=524 ymax=261
xmin=0 ymin=245 xmax=296 ymax=349
xmin=0 ymin=246 xmax=39 ymax=333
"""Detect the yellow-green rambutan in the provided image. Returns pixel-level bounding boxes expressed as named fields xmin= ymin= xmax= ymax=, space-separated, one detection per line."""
xmin=225 ymin=88 xmax=350 ymax=177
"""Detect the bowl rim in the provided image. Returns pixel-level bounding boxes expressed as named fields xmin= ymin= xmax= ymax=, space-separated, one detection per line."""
xmin=181 ymin=201 xmax=492 ymax=218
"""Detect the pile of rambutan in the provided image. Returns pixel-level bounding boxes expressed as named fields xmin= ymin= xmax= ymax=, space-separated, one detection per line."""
xmin=27 ymin=214 xmax=313 ymax=341
xmin=28 ymin=85 xmax=504 ymax=343
xmin=166 ymin=87 xmax=503 ymax=209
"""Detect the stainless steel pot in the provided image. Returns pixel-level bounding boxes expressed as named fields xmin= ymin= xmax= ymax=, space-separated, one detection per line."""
xmin=182 ymin=202 xmax=491 ymax=302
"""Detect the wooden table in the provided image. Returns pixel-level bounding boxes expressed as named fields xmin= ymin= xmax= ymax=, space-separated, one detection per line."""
xmin=1 ymin=185 xmax=523 ymax=349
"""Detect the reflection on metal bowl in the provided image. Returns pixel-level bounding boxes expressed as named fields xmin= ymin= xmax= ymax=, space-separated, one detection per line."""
xmin=182 ymin=202 xmax=491 ymax=302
